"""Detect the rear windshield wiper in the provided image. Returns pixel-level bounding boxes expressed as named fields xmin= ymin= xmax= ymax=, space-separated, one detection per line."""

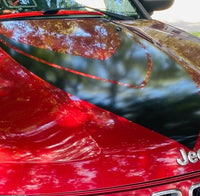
xmin=43 ymin=6 xmax=133 ymax=20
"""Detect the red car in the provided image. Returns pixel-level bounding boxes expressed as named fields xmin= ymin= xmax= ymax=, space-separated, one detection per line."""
xmin=0 ymin=0 xmax=200 ymax=195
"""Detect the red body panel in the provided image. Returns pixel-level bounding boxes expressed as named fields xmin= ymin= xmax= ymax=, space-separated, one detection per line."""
xmin=0 ymin=16 xmax=200 ymax=195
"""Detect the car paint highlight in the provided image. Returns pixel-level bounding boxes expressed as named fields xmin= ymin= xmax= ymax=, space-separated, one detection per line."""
xmin=0 ymin=11 xmax=200 ymax=196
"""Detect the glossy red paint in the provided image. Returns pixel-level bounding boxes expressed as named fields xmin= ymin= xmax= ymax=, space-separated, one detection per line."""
xmin=0 ymin=13 xmax=200 ymax=196
xmin=0 ymin=36 xmax=199 ymax=195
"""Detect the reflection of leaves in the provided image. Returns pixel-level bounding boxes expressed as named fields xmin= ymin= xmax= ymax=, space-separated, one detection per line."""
xmin=122 ymin=20 xmax=200 ymax=86
xmin=1 ymin=18 xmax=199 ymax=150
xmin=0 ymin=19 xmax=120 ymax=60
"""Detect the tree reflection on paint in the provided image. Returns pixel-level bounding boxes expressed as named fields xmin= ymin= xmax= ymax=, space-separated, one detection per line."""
xmin=0 ymin=17 xmax=200 ymax=195
xmin=0 ymin=19 xmax=120 ymax=60
xmin=0 ymin=18 xmax=199 ymax=149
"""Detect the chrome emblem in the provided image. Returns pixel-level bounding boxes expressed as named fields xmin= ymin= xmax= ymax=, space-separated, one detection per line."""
xmin=177 ymin=148 xmax=200 ymax=166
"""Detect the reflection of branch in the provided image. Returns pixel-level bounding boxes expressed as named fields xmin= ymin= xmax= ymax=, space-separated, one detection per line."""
xmin=132 ymin=36 xmax=152 ymax=88
xmin=0 ymin=35 xmax=152 ymax=89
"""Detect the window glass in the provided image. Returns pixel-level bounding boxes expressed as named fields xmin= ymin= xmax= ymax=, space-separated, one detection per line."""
xmin=1 ymin=0 xmax=140 ymax=18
